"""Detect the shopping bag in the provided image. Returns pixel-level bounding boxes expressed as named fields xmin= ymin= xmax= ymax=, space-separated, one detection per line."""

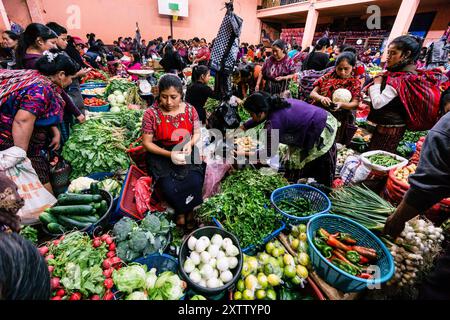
xmin=0 ymin=147 xmax=57 ymax=224
xmin=202 ymin=159 xmax=232 ymax=199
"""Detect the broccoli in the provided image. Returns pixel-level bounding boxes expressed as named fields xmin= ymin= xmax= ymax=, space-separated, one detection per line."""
xmin=116 ymin=241 xmax=130 ymax=261
xmin=141 ymin=214 xmax=161 ymax=233
xmin=129 ymin=229 xmax=148 ymax=252
xmin=113 ymin=217 xmax=136 ymax=242
xmin=142 ymin=243 xmax=157 ymax=257
xmin=124 ymin=249 xmax=141 ymax=262
xmin=159 ymin=218 xmax=174 ymax=235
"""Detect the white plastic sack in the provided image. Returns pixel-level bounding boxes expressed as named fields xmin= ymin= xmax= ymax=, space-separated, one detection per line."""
xmin=361 ymin=150 xmax=408 ymax=173
xmin=0 ymin=147 xmax=57 ymax=224
xmin=340 ymin=155 xmax=371 ymax=185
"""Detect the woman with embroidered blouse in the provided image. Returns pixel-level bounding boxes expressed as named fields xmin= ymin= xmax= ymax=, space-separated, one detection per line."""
xmin=142 ymin=74 xmax=205 ymax=232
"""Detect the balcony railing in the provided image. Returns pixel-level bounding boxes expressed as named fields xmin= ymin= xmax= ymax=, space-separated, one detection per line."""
xmin=259 ymin=0 xmax=308 ymax=10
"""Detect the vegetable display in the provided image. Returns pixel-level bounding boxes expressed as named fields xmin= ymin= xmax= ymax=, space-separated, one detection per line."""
xmin=367 ymin=154 xmax=401 ymax=167
xmin=393 ymin=164 xmax=417 ymax=186
xmin=112 ymin=213 xmax=175 ymax=263
xmin=336 ymin=147 xmax=355 ymax=172
xmin=204 ymin=97 xmax=220 ymax=113
xmin=81 ymin=70 xmax=108 ymax=83
xmin=98 ymin=178 xmax=123 ymax=198
xmin=40 ymin=231 xmax=121 ymax=300
xmin=105 ymin=79 xmax=136 ymax=98
xmin=330 ymin=185 xmax=395 ymax=230
xmin=383 ymin=219 xmax=444 ymax=288
xmin=233 ymin=237 xmax=310 ymax=301
xmin=84 ymin=97 xmax=107 ymax=107
xmin=112 ymin=264 xmax=186 ymax=300
xmin=288 ymin=80 xmax=299 ymax=99
xmin=277 ymin=198 xmax=313 ymax=217
xmin=68 ymin=177 xmax=98 ymax=193
xmin=198 ymin=169 xmax=288 ymax=248
xmin=40 ymin=189 xmax=108 ymax=234
xmin=313 ymin=228 xmax=378 ymax=278
xmin=19 ymin=225 xmax=38 ymax=244
xmin=125 ymin=86 xmax=146 ymax=108
xmin=234 ymin=136 xmax=257 ymax=153
xmin=183 ymin=233 xmax=240 ymax=289
xmin=81 ymin=87 xmax=106 ymax=96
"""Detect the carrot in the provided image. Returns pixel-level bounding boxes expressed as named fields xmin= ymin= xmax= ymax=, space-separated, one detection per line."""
xmin=352 ymin=246 xmax=378 ymax=261
xmin=327 ymin=236 xmax=352 ymax=252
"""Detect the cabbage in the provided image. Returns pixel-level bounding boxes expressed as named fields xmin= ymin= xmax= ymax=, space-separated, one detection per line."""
xmin=332 ymin=88 xmax=352 ymax=103
xmin=114 ymin=90 xmax=123 ymax=96
xmin=98 ymin=179 xmax=121 ymax=197
xmin=112 ymin=265 xmax=147 ymax=294
xmin=126 ymin=291 xmax=148 ymax=300
xmin=116 ymin=95 xmax=125 ymax=104
xmin=68 ymin=177 xmax=98 ymax=193
xmin=145 ymin=268 xmax=158 ymax=290
xmin=108 ymin=94 xmax=116 ymax=103
xmin=110 ymin=106 xmax=121 ymax=113
xmin=148 ymin=271 xmax=184 ymax=300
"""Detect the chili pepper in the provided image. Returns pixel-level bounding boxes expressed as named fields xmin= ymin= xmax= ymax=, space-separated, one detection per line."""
xmin=332 ymin=250 xmax=362 ymax=271
xmin=327 ymin=235 xmax=352 ymax=252
xmin=338 ymin=233 xmax=357 ymax=245
xmin=314 ymin=237 xmax=333 ymax=259
xmin=346 ymin=251 xmax=361 ymax=265
xmin=359 ymin=255 xmax=370 ymax=264
xmin=330 ymin=257 xmax=359 ymax=276
xmin=318 ymin=228 xmax=330 ymax=240
xmin=358 ymin=273 xmax=372 ymax=279
xmin=352 ymin=246 xmax=378 ymax=261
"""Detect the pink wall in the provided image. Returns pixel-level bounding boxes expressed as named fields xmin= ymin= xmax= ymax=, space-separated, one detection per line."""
xmin=35 ymin=0 xmax=260 ymax=45
xmin=3 ymin=0 xmax=32 ymax=28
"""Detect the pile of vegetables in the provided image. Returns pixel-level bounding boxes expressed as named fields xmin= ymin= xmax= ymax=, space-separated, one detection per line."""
xmin=68 ymin=177 xmax=98 ymax=193
xmin=396 ymin=131 xmax=428 ymax=158
xmin=107 ymin=90 xmax=128 ymax=112
xmin=98 ymin=178 xmax=123 ymax=198
xmin=288 ymin=80 xmax=299 ymax=99
xmin=112 ymin=213 xmax=175 ymax=263
xmin=313 ymin=228 xmax=378 ymax=278
xmin=183 ymin=234 xmax=240 ymax=289
xmin=39 ymin=186 xmax=108 ymax=234
xmin=84 ymin=97 xmax=107 ymax=107
xmin=62 ymin=120 xmax=129 ymax=179
xmin=234 ymin=136 xmax=257 ymax=152
xmin=198 ymin=169 xmax=288 ymax=248
xmin=81 ymin=70 xmax=108 ymax=83
xmin=19 ymin=225 xmax=38 ymax=244
xmin=392 ymin=164 xmax=417 ymax=186
xmin=233 ymin=237 xmax=309 ymax=301
xmin=113 ymin=264 xmax=186 ymax=300
xmin=276 ymin=197 xmax=313 ymax=218
xmin=336 ymin=146 xmax=355 ymax=172
xmin=368 ymin=154 xmax=401 ymax=167
xmin=81 ymin=87 xmax=106 ymax=96
xmin=105 ymin=79 xmax=136 ymax=97
xmin=384 ymin=218 xmax=444 ymax=288
xmin=125 ymin=86 xmax=146 ymax=109
xmin=330 ymin=185 xmax=396 ymax=230
xmin=39 ymin=231 xmax=121 ymax=300
xmin=204 ymin=97 xmax=220 ymax=113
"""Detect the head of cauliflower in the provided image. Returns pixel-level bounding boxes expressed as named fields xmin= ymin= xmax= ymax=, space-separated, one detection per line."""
xmin=332 ymin=88 xmax=352 ymax=104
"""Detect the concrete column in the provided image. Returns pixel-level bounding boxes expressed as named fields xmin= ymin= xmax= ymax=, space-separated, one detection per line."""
xmin=26 ymin=0 xmax=45 ymax=24
xmin=0 ymin=0 xmax=11 ymax=30
xmin=382 ymin=0 xmax=421 ymax=62
xmin=302 ymin=0 xmax=319 ymax=50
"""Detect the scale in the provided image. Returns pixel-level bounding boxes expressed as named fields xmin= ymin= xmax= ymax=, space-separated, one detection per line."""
xmin=127 ymin=69 xmax=155 ymax=95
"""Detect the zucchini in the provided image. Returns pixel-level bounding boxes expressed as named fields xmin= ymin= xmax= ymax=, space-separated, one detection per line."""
xmin=92 ymin=202 xmax=102 ymax=210
xmin=57 ymin=193 xmax=102 ymax=205
xmin=47 ymin=223 xmax=66 ymax=234
xmin=90 ymin=182 xmax=100 ymax=195
xmin=39 ymin=212 xmax=58 ymax=225
xmin=48 ymin=205 xmax=94 ymax=216
xmin=69 ymin=215 xmax=98 ymax=224
xmin=99 ymin=200 xmax=108 ymax=215
xmin=57 ymin=215 xmax=93 ymax=229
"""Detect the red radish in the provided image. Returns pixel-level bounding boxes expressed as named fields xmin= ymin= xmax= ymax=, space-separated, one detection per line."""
xmin=45 ymin=254 xmax=54 ymax=262
xmin=69 ymin=293 xmax=82 ymax=300
xmin=91 ymin=295 xmax=101 ymax=300
xmin=51 ymin=296 xmax=62 ymax=300
xmin=59 ymin=235 xmax=65 ymax=241
xmin=108 ymin=243 xmax=116 ymax=251
xmin=38 ymin=246 xmax=49 ymax=256
xmin=105 ymin=237 xmax=113 ymax=245
xmin=93 ymin=239 xmax=102 ymax=248
xmin=50 ymin=277 xmax=60 ymax=290
xmin=110 ymin=256 xmax=121 ymax=266
xmin=101 ymin=234 xmax=109 ymax=241
xmin=103 ymin=290 xmax=114 ymax=300
xmin=53 ymin=240 xmax=60 ymax=246
xmin=103 ymin=268 xmax=114 ymax=278
xmin=106 ymin=251 xmax=115 ymax=258
xmin=56 ymin=289 xmax=65 ymax=297
xmin=48 ymin=266 xmax=54 ymax=273
xmin=104 ymin=278 xmax=114 ymax=289
xmin=102 ymin=259 xmax=113 ymax=269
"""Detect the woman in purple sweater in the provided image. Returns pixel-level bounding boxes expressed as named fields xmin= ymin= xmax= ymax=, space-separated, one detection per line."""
xmin=240 ymin=92 xmax=338 ymax=186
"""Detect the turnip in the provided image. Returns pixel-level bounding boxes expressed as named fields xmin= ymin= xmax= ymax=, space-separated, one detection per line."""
xmin=211 ymin=234 xmax=223 ymax=247
xmin=200 ymin=251 xmax=211 ymax=264
xmin=190 ymin=251 xmax=201 ymax=265
xmin=50 ymin=277 xmax=60 ymax=290
xmin=208 ymin=245 xmax=220 ymax=258
xmin=188 ymin=236 xmax=197 ymax=251
xmin=216 ymin=257 xmax=229 ymax=271
xmin=220 ymin=270 xmax=233 ymax=283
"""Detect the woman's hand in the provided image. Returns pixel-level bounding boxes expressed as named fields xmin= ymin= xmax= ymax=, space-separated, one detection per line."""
xmin=275 ymin=76 xmax=286 ymax=81
xmin=255 ymin=85 xmax=260 ymax=92
xmin=49 ymin=130 xmax=61 ymax=151
xmin=171 ymin=151 xmax=187 ymax=165
xmin=319 ymin=96 xmax=332 ymax=107
xmin=373 ymin=75 xmax=383 ymax=85
xmin=182 ymin=143 xmax=192 ymax=156
xmin=77 ymin=114 xmax=86 ymax=123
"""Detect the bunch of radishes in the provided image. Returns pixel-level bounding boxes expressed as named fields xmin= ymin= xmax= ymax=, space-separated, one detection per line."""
xmin=386 ymin=218 xmax=444 ymax=287
xmin=183 ymin=234 xmax=240 ymax=289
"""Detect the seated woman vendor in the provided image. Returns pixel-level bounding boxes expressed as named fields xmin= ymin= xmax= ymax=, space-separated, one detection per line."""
xmin=239 ymin=92 xmax=338 ymax=187
xmin=142 ymin=74 xmax=205 ymax=231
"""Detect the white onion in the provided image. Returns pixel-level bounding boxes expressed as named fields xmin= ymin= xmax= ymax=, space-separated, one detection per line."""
xmin=190 ymin=251 xmax=201 ymax=265
xmin=220 ymin=270 xmax=233 ymax=283
xmin=208 ymin=245 xmax=220 ymax=258
xmin=188 ymin=236 xmax=197 ymax=251
xmin=195 ymin=240 xmax=208 ymax=253
xmin=200 ymin=251 xmax=211 ymax=264
xmin=199 ymin=236 xmax=211 ymax=248
xmin=211 ymin=234 xmax=223 ymax=247
xmin=225 ymin=245 xmax=239 ymax=257
xmin=217 ymin=257 xmax=229 ymax=271
xmin=222 ymin=238 xmax=233 ymax=250
xmin=184 ymin=258 xmax=196 ymax=274
xmin=200 ymin=264 xmax=214 ymax=280
xmin=190 ymin=269 xmax=201 ymax=283
xmin=228 ymin=257 xmax=238 ymax=269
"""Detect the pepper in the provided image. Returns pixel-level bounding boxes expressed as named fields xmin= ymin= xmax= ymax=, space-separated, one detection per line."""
xmin=332 ymin=250 xmax=362 ymax=272
xmin=338 ymin=233 xmax=357 ymax=245
xmin=359 ymin=255 xmax=370 ymax=265
xmin=352 ymin=246 xmax=378 ymax=261
xmin=327 ymin=235 xmax=352 ymax=252
xmin=313 ymin=237 xmax=333 ymax=259
xmin=358 ymin=273 xmax=372 ymax=279
xmin=330 ymin=257 xmax=359 ymax=276
xmin=346 ymin=251 xmax=361 ymax=265
xmin=318 ymin=228 xmax=330 ymax=240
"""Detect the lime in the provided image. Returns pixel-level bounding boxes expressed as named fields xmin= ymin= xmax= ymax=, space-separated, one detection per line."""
xmin=247 ymin=257 xmax=259 ymax=271
xmin=236 ymin=279 xmax=245 ymax=292
xmin=257 ymin=274 xmax=268 ymax=289
xmin=242 ymin=289 xmax=255 ymax=300
xmin=258 ymin=252 xmax=270 ymax=265
xmin=298 ymin=240 xmax=308 ymax=253
xmin=264 ymin=263 xmax=274 ymax=275
xmin=256 ymin=289 xmax=267 ymax=300
xmin=277 ymin=256 xmax=285 ymax=268
xmin=291 ymin=275 xmax=302 ymax=285
xmin=245 ymin=275 xmax=258 ymax=291
xmin=271 ymin=248 xmax=281 ymax=258
xmin=283 ymin=254 xmax=295 ymax=266
xmin=299 ymin=232 xmax=307 ymax=242
xmin=266 ymin=288 xmax=277 ymax=300
xmin=298 ymin=252 xmax=310 ymax=266
xmin=284 ymin=265 xmax=296 ymax=279
xmin=291 ymin=239 xmax=300 ymax=250
xmin=241 ymin=262 xmax=252 ymax=278
xmin=233 ymin=291 xmax=242 ymax=300
xmin=267 ymin=274 xmax=282 ymax=286
xmin=296 ymin=265 xmax=309 ymax=279
xmin=291 ymin=225 xmax=300 ymax=238
xmin=298 ymin=224 xmax=307 ymax=233
xmin=265 ymin=242 xmax=275 ymax=255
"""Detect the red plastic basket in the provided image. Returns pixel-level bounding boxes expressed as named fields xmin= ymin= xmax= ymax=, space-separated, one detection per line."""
xmin=126 ymin=137 xmax=148 ymax=174
xmin=116 ymin=165 xmax=147 ymax=220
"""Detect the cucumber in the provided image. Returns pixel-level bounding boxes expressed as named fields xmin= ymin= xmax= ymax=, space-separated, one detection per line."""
xmin=48 ymin=205 xmax=94 ymax=216
xmin=39 ymin=212 xmax=58 ymax=225
xmin=90 ymin=182 xmax=100 ymax=195
xmin=47 ymin=223 xmax=66 ymax=234
xmin=57 ymin=193 xmax=102 ymax=205
xmin=99 ymin=200 xmax=108 ymax=214
xmin=57 ymin=215 xmax=93 ymax=229
xmin=92 ymin=202 xmax=102 ymax=210
xmin=69 ymin=215 xmax=98 ymax=224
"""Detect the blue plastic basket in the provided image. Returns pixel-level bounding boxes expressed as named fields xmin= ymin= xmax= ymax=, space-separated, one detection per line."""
xmin=271 ymin=184 xmax=331 ymax=225
xmin=307 ymin=214 xmax=395 ymax=292
xmin=87 ymin=103 xmax=110 ymax=112
xmin=212 ymin=217 xmax=286 ymax=256
xmin=80 ymin=82 xmax=107 ymax=88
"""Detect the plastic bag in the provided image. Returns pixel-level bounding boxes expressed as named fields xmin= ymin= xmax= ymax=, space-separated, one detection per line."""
xmin=340 ymin=155 xmax=371 ymax=185
xmin=134 ymin=176 xmax=153 ymax=217
xmin=202 ymin=159 xmax=232 ymax=199
xmin=208 ymin=100 xmax=241 ymax=134
xmin=0 ymin=147 xmax=57 ymax=224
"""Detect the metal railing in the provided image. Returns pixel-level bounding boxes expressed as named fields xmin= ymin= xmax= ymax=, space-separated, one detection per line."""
xmin=259 ymin=0 xmax=308 ymax=10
